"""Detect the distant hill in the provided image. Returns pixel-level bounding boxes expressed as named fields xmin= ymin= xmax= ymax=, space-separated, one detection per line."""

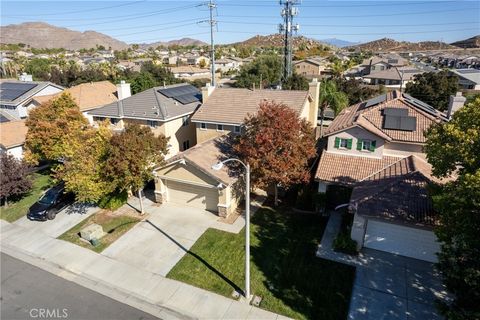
xmin=347 ymin=37 xmax=456 ymax=52
xmin=451 ymin=35 xmax=480 ymax=48
xmin=141 ymin=38 xmax=208 ymax=48
xmin=0 ymin=22 xmax=128 ymax=50
xmin=232 ymin=34 xmax=332 ymax=49
xmin=320 ymin=38 xmax=359 ymax=48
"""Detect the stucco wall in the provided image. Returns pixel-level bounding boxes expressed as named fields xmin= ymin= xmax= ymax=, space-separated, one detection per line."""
xmin=383 ymin=142 xmax=425 ymax=159
xmin=294 ymin=62 xmax=323 ymax=77
xmin=6 ymin=145 xmax=24 ymax=159
xmin=196 ymin=122 xmax=236 ymax=144
xmin=327 ymin=127 xmax=384 ymax=159
xmin=155 ymin=162 xmax=218 ymax=186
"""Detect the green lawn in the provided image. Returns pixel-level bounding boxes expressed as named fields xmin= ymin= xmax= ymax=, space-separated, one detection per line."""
xmin=0 ymin=171 xmax=52 ymax=222
xmin=167 ymin=207 xmax=355 ymax=320
xmin=58 ymin=210 xmax=140 ymax=253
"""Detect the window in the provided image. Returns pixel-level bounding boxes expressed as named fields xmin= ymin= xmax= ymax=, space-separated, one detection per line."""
xmin=216 ymin=124 xmax=224 ymax=131
xmin=234 ymin=126 xmax=241 ymax=134
xmin=182 ymin=115 xmax=190 ymax=127
xmin=200 ymin=122 xmax=207 ymax=130
xmin=182 ymin=140 xmax=190 ymax=151
xmin=110 ymin=118 xmax=119 ymax=125
xmin=334 ymin=137 xmax=352 ymax=150
xmin=147 ymin=120 xmax=158 ymax=128
xmin=357 ymin=139 xmax=377 ymax=152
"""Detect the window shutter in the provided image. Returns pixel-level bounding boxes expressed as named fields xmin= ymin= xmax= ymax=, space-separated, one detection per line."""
xmin=347 ymin=139 xmax=353 ymax=149
xmin=370 ymin=140 xmax=376 ymax=152
xmin=356 ymin=140 xmax=362 ymax=150
xmin=334 ymin=137 xmax=340 ymax=148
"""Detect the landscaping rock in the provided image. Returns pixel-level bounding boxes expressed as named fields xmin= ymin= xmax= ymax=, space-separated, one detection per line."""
xmin=80 ymin=224 xmax=105 ymax=241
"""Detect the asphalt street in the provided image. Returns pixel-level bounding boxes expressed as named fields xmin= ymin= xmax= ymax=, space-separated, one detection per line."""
xmin=1 ymin=253 xmax=159 ymax=320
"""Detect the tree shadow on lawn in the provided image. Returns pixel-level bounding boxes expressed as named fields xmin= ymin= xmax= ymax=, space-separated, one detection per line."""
xmin=251 ymin=207 xmax=356 ymax=320
xmin=146 ymin=219 xmax=243 ymax=295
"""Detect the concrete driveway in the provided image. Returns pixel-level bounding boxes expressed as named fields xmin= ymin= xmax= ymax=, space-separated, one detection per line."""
xmin=12 ymin=204 xmax=98 ymax=238
xmin=101 ymin=203 xmax=219 ymax=276
xmin=348 ymin=248 xmax=450 ymax=320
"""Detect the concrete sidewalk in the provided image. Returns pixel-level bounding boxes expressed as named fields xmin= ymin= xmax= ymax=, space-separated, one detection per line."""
xmin=0 ymin=218 xmax=289 ymax=320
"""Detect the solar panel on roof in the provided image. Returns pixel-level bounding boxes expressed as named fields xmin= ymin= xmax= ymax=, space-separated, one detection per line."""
xmin=384 ymin=115 xmax=401 ymax=130
xmin=0 ymin=82 xmax=37 ymax=102
xmin=402 ymin=93 xmax=440 ymax=117
xmin=364 ymin=93 xmax=387 ymax=108
xmin=384 ymin=108 xmax=408 ymax=117
xmin=175 ymin=93 xmax=201 ymax=105
xmin=158 ymin=84 xmax=201 ymax=105
xmin=384 ymin=115 xmax=416 ymax=131
xmin=400 ymin=116 xmax=416 ymax=131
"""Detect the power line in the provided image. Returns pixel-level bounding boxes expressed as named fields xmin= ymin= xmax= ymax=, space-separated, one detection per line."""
xmin=216 ymin=21 xmax=479 ymax=28
xmin=220 ymin=1 xmax=456 ymax=8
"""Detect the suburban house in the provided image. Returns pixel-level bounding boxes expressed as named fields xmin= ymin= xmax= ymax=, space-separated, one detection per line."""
xmin=32 ymin=81 xmax=118 ymax=124
xmin=0 ymin=120 xmax=28 ymax=159
xmin=186 ymin=55 xmax=210 ymax=67
xmin=0 ymin=77 xmax=63 ymax=120
xmin=88 ymin=83 xmax=201 ymax=157
xmin=170 ymin=66 xmax=211 ymax=79
xmin=450 ymin=69 xmax=480 ymax=90
xmin=191 ymin=80 xmax=320 ymax=144
xmin=315 ymin=91 xmax=465 ymax=262
xmin=152 ymin=79 xmax=321 ymax=216
xmin=293 ymin=58 xmax=327 ymax=78
xmin=363 ymin=67 xmax=423 ymax=88
xmin=356 ymin=55 xmax=409 ymax=76
xmin=153 ymin=135 xmax=240 ymax=217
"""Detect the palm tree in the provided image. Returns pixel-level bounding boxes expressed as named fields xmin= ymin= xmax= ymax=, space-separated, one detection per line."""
xmin=318 ymin=80 xmax=349 ymax=137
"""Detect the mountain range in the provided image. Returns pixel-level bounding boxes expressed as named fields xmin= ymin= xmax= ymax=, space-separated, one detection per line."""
xmin=0 ymin=22 xmax=478 ymax=51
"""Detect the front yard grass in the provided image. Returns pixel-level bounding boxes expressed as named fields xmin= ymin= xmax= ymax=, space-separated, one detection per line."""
xmin=58 ymin=209 xmax=140 ymax=253
xmin=167 ymin=206 xmax=355 ymax=320
xmin=0 ymin=171 xmax=52 ymax=222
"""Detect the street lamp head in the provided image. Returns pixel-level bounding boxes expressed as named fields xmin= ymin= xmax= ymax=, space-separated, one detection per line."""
xmin=211 ymin=162 xmax=224 ymax=171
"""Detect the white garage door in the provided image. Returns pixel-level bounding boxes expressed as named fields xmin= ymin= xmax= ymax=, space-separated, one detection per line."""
xmin=166 ymin=180 xmax=218 ymax=212
xmin=364 ymin=220 xmax=440 ymax=262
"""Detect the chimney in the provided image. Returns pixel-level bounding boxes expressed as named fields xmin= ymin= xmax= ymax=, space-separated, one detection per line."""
xmin=447 ymin=92 xmax=466 ymax=119
xmin=117 ymin=80 xmax=131 ymax=100
xmin=309 ymin=78 xmax=320 ymax=115
xmin=201 ymin=83 xmax=215 ymax=103
xmin=18 ymin=73 xmax=32 ymax=82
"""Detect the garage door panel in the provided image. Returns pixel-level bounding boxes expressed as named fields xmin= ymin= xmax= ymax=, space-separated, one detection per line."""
xmin=166 ymin=180 xmax=218 ymax=212
xmin=364 ymin=220 xmax=439 ymax=263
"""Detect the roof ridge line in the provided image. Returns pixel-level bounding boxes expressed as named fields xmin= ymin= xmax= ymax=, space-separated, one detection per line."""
xmin=359 ymin=155 xmax=411 ymax=183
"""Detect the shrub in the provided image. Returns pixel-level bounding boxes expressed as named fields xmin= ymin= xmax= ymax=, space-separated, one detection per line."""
xmin=332 ymin=211 xmax=358 ymax=255
xmin=97 ymin=190 xmax=128 ymax=211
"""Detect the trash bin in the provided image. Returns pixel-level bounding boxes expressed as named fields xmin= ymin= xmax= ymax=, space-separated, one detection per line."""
xmin=90 ymin=238 xmax=100 ymax=247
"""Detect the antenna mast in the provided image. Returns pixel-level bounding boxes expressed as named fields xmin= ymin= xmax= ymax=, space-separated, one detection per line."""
xmin=208 ymin=0 xmax=217 ymax=87
xmin=279 ymin=0 xmax=300 ymax=82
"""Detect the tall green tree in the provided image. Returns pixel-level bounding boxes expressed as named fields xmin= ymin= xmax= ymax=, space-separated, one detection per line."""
xmin=104 ymin=124 xmax=168 ymax=214
xmin=234 ymin=101 xmax=317 ymax=205
xmin=0 ymin=154 xmax=32 ymax=207
xmin=234 ymin=55 xmax=282 ymax=89
xmin=56 ymin=122 xmax=114 ymax=203
xmin=424 ymin=98 xmax=480 ymax=319
xmin=405 ymin=71 xmax=459 ymax=111
xmin=24 ymin=93 xmax=89 ymax=165
xmin=334 ymin=77 xmax=385 ymax=105
xmin=130 ymin=72 xmax=156 ymax=94
xmin=318 ymin=80 xmax=349 ymax=137
xmin=283 ymin=73 xmax=309 ymax=91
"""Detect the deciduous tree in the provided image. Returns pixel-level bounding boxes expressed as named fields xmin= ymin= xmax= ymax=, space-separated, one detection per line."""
xmin=234 ymin=55 xmax=282 ymax=89
xmin=0 ymin=153 xmax=32 ymax=206
xmin=24 ymin=92 xmax=89 ymax=165
xmin=234 ymin=101 xmax=317 ymax=205
xmin=104 ymin=124 xmax=168 ymax=214
xmin=405 ymin=70 xmax=459 ymax=111
xmin=425 ymin=98 xmax=480 ymax=319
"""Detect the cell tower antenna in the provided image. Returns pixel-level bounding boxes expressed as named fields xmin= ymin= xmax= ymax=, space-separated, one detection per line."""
xmin=208 ymin=0 xmax=217 ymax=87
xmin=279 ymin=0 xmax=300 ymax=83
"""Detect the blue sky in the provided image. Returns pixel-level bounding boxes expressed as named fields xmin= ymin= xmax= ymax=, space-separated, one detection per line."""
xmin=1 ymin=0 xmax=479 ymax=45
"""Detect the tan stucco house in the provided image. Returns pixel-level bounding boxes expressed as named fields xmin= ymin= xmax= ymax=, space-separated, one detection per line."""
xmin=153 ymin=135 xmax=240 ymax=217
xmin=191 ymin=80 xmax=320 ymax=144
xmin=293 ymin=58 xmax=326 ymax=78
xmin=88 ymin=83 xmax=201 ymax=158
xmin=314 ymin=90 xmax=464 ymax=262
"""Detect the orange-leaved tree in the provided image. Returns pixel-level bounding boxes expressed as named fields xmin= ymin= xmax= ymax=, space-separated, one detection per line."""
xmin=234 ymin=100 xmax=317 ymax=205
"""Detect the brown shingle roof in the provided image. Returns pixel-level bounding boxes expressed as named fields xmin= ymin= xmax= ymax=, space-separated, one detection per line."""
xmin=324 ymin=91 xmax=442 ymax=144
xmin=166 ymin=135 xmax=237 ymax=186
xmin=314 ymin=152 xmax=402 ymax=185
xmin=191 ymin=88 xmax=310 ymax=125
xmin=0 ymin=120 xmax=27 ymax=148
xmin=351 ymin=156 xmax=440 ymax=228
xmin=33 ymin=81 xmax=118 ymax=112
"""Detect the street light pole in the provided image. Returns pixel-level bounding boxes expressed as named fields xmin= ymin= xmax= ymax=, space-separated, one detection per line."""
xmin=212 ymin=158 xmax=250 ymax=301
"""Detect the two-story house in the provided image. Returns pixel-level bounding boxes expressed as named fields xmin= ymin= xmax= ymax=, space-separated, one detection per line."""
xmin=315 ymin=91 xmax=464 ymax=262
xmin=88 ymin=83 xmax=201 ymax=158
xmin=0 ymin=78 xmax=63 ymax=120
xmin=293 ymin=58 xmax=327 ymax=78
xmin=151 ymin=80 xmax=321 ymax=218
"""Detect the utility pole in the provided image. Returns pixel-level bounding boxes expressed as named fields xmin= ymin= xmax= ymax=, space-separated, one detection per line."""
xmin=208 ymin=0 xmax=217 ymax=87
xmin=279 ymin=0 xmax=300 ymax=83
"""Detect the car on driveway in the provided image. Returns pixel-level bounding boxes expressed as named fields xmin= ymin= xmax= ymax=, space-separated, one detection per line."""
xmin=27 ymin=184 xmax=75 ymax=221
